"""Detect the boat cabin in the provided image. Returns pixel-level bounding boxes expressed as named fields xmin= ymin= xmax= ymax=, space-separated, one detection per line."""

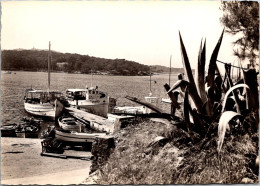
xmin=24 ymin=89 xmax=63 ymax=104
xmin=66 ymin=89 xmax=86 ymax=101
xmin=86 ymin=87 xmax=107 ymax=101
xmin=66 ymin=87 xmax=107 ymax=102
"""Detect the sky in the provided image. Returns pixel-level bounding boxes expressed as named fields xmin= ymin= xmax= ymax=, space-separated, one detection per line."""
xmin=1 ymin=1 xmax=243 ymax=72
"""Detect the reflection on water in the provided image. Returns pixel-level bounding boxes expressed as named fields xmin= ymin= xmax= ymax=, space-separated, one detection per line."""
xmin=1 ymin=71 xmax=178 ymax=137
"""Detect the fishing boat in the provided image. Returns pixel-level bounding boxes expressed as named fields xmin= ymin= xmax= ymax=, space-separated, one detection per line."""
xmin=1 ymin=117 xmax=42 ymax=137
xmin=21 ymin=117 xmax=42 ymax=128
xmin=113 ymin=106 xmax=146 ymax=114
xmin=58 ymin=116 xmax=84 ymax=132
xmin=23 ymin=42 xmax=64 ymax=120
xmin=15 ymin=124 xmax=39 ymax=138
xmin=65 ymin=86 xmax=109 ymax=117
xmin=24 ymin=89 xmax=64 ymax=120
xmin=0 ymin=124 xmax=17 ymax=137
xmin=55 ymin=129 xmax=107 ymax=143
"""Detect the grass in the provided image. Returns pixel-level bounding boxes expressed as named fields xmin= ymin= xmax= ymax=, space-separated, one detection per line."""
xmin=93 ymin=118 xmax=259 ymax=184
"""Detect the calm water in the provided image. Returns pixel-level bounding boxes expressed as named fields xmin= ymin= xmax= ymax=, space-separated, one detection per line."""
xmin=1 ymin=71 xmax=178 ymax=135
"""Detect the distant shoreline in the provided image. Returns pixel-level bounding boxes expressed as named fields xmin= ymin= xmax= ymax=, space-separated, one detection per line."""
xmin=1 ymin=70 xmax=180 ymax=76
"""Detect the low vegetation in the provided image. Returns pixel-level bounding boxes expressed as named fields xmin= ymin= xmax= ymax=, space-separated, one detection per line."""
xmin=91 ymin=30 xmax=259 ymax=184
xmin=94 ymin=119 xmax=258 ymax=184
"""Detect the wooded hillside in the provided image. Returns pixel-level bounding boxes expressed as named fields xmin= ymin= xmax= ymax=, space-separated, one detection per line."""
xmin=1 ymin=49 xmax=185 ymax=75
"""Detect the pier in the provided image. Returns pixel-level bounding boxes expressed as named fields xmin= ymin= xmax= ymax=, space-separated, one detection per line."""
xmin=65 ymin=107 xmax=115 ymax=134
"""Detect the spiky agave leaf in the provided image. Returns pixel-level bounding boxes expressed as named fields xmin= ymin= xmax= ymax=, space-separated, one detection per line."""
xmin=195 ymin=39 xmax=203 ymax=93
xmin=224 ymin=65 xmax=243 ymax=114
xmin=221 ymin=84 xmax=250 ymax=113
xmin=207 ymin=29 xmax=224 ymax=94
xmin=179 ymin=32 xmax=203 ymax=113
xmin=195 ymin=38 xmax=207 ymax=104
xmin=184 ymin=87 xmax=191 ymax=130
xmin=167 ymin=80 xmax=189 ymax=93
xmin=179 ymin=32 xmax=196 ymax=87
xmin=217 ymin=111 xmax=240 ymax=152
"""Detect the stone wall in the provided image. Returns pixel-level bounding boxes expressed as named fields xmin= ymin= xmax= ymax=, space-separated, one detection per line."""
xmin=90 ymin=135 xmax=115 ymax=173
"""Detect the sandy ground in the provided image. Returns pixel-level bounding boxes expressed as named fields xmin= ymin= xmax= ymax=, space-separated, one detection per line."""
xmin=1 ymin=137 xmax=92 ymax=185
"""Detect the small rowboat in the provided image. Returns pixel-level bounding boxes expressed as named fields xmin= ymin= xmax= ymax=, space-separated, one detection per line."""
xmin=58 ymin=117 xmax=83 ymax=132
xmin=55 ymin=129 xmax=106 ymax=143
xmin=0 ymin=124 xmax=17 ymax=137
xmin=15 ymin=125 xmax=39 ymax=138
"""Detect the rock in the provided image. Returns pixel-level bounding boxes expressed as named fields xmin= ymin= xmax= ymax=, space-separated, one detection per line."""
xmin=241 ymin=177 xmax=254 ymax=184
xmin=256 ymin=156 xmax=259 ymax=167
xmin=145 ymin=136 xmax=168 ymax=155
xmin=147 ymin=136 xmax=168 ymax=148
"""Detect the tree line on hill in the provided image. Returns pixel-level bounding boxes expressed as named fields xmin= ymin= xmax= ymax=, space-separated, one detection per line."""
xmin=1 ymin=49 xmax=185 ymax=75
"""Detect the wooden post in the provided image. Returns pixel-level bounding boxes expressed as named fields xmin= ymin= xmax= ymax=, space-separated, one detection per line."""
xmin=76 ymin=100 xmax=78 ymax=109
xmin=149 ymin=66 xmax=152 ymax=96
xmin=243 ymin=68 xmax=259 ymax=130
xmin=169 ymin=55 xmax=172 ymax=87
xmin=48 ymin=41 xmax=51 ymax=94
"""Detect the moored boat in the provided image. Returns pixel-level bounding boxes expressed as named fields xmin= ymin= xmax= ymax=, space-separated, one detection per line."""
xmin=58 ymin=117 xmax=84 ymax=132
xmin=112 ymin=106 xmax=146 ymax=114
xmin=21 ymin=117 xmax=42 ymax=128
xmin=0 ymin=124 xmax=17 ymax=137
xmin=24 ymin=89 xmax=64 ymax=120
xmin=15 ymin=124 xmax=39 ymax=138
xmin=23 ymin=42 xmax=64 ymax=120
xmin=65 ymin=86 xmax=109 ymax=117
xmin=55 ymin=129 xmax=107 ymax=143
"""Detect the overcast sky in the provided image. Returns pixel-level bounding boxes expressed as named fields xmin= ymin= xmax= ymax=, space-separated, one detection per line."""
xmin=1 ymin=1 xmax=241 ymax=71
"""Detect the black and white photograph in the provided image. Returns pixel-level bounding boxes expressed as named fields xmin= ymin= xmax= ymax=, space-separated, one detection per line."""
xmin=1 ymin=0 xmax=259 ymax=184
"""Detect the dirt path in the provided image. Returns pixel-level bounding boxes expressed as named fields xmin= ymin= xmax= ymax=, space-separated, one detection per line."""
xmin=1 ymin=137 xmax=92 ymax=185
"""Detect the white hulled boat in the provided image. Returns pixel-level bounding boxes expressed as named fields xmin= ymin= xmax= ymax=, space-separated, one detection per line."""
xmin=65 ymin=86 xmax=109 ymax=117
xmin=24 ymin=89 xmax=64 ymax=120
xmin=24 ymin=42 xmax=64 ymax=120
xmin=58 ymin=116 xmax=84 ymax=132
xmin=55 ymin=129 xmax=106 ymax=143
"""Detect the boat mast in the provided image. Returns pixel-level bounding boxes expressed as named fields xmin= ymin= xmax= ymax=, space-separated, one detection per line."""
xmin=48 ymin=41 xmax=51 ymax=93
xmin=91 ymin=69 xmax=93 ymax=87
xmin=169 ymin=55 xmax=172 ymax=87
xmin=149 ymin=66 xmax=152 ymax=96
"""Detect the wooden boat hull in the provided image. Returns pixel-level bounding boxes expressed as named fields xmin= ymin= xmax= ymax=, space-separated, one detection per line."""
xmin=15 ymin=132 xmax=39 ymax=138
xmin=15 ymin=125 xmax=39 ymax=138
xmin=113 ymin=106 xmax=146 ymax=114
xmin=55 ymin=130 xmax=106 ymax=143
xmin=58 ymin=117 xmax=82 ymax=132
xmin=0 ymin=124 xmax=17 ymax=137
xmin=69 ymin=101 xmax=109 ymax=118
xmin=24 ymin=99 xmax=64 ymax=120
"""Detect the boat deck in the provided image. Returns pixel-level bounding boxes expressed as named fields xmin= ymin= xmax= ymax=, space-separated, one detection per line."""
xmin=65 ymin=107 xmax=115 ymax=134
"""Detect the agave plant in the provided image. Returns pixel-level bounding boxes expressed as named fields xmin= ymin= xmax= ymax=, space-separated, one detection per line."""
xmin=166 ymin=29 xmax=258 ymax=147
xmin=166 ymin=30 xmax=225 ymax=135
